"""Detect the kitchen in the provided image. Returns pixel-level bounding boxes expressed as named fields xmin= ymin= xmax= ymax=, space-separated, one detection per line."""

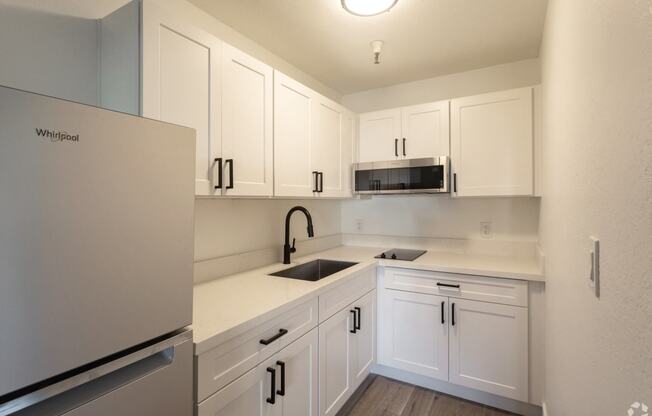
xmin=0 ymin=1 xmax=650 ymax=416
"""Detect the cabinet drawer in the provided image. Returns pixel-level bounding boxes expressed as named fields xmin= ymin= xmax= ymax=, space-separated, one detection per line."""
xmin=383 ymin=268 xmax=527 ymax=307
xmin=319 ymin=266 xmax=376 ymax=323
xmin=196 ymin=298 xmax=318 ymax=402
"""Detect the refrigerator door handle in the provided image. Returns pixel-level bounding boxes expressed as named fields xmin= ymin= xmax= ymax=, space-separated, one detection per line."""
xmin=0 ymin=330 xmax=192 ymax=416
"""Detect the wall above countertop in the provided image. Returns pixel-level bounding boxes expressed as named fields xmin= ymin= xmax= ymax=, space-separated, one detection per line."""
xmin=341 ymin=196 xmax=540 ymax=242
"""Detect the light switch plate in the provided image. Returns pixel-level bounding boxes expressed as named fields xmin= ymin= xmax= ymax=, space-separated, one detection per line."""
xmin=589 ymin=236 xmax=600 ymax=298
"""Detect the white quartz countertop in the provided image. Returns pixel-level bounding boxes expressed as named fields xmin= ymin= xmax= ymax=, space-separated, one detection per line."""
xmin=192 ymin=245 xmax=544 ymax=354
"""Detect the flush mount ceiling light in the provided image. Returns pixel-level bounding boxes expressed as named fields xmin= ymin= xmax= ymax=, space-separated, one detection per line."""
xmin=341 ymin=0 xmax=399 ymax=16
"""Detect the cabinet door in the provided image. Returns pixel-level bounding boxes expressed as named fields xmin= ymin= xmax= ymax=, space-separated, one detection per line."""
xmin=221 ymin=43 xmax=273 ymax=196
xmin=318 ymin=307 xmax=354 ymax=416
xmin=340 ymin=110 xmax=354 ymax=197
xmin=450 ymin=87 xmax=533 ymax=197
xmin=277 ymin=329 xmax=319 ymax=416
xmin=313 ymin=98 xmax=345 ymax=197
xmin=449 ymin=299 xmax=528 ymax=401
xmin=274 ymin=71 xmax=316 ymax=197
xmin=378 ymin=290 xmax=448 ymax=381
xmin=358 ymin=108 xmax=401 ymax=163
xmin=197 ymin=356 xmax=280 ymax=416
xmin=350 ymin=290 xmax=376 ymax=388
xmin=141 ymin=1 xmax=221 ymax=196
xmin=401 ymin=101 xmax=450 ymax=158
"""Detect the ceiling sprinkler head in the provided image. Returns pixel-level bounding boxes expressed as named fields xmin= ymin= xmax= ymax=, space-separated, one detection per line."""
xmin=371 ymin=40 xmax=384 ymax=64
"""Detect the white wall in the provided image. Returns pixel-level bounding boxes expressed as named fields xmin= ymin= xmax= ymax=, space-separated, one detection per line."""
xmin=540 ymin=1 xmax=652 ymax=414
xmin=342 ymin=58 xmax=541 ymax=113
xmin=0 ymin=5 xmax=99 ymax=105
xmin=194 ymin=198 xmax=341 ymax=262
xmin=342 ymin=196 xmax=540 ymax=242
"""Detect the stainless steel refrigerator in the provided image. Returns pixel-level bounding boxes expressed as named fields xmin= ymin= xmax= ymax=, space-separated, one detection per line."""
xmin=0 ymin=86 xmax=195 ymax=415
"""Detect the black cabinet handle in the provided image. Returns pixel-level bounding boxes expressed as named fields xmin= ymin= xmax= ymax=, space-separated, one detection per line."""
xmin=225 ymin=159 xmax=234 ymax=189
xmin=453 ymin=173 xmax=457 ymax=193
xmin=312 ymin=171 xmax=319 ymax=192
xmin=437 ymin=282 xmax=460 ymax=289
xmin=350 ymin=309 xmax=357 ymax=334
xmin=441 ymin=301 xmax=445 ymax=325
xmin=276 ymin=361 xmax=286 ymax=396
xmin=402 ymin=138 xmax=406 ymax=156
xmin=451 ymin=303 xmax=456 ymax=326
xmin=319 ymin=172 xmax=324 ymax=193
xmin=355 ymin=306 xmax=361 ymax=330
xmin=260 ymin=328 xmax=288 ymax=345
xmin=266 ymin=367 xmax=276 ymax=404
xmin=394 ymin=138 xmax=398 ymax=157
xmin=213 ymin=158 xmax=223 ymax=189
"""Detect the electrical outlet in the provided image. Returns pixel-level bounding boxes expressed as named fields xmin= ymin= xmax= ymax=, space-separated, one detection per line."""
xmin=589 ymin=236 xmax=600 ymax=298
xmin=356 ymin=219 xmax=364 ymax=232
xmin=480 ymin=222 xmax=493 ymax=239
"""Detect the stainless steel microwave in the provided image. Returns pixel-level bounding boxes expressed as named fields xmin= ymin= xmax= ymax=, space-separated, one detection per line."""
xmin=353 ymin=157 xmax=450 ymax=195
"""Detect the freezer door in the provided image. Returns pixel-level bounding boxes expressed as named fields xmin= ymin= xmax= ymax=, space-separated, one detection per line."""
xmin=0 ymin=86 xmax=195 ymax=397
xmin=4 ymin=331 xmax=193 ymax=416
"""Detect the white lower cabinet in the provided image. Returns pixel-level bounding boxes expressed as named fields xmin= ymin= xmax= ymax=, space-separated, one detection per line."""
xmin=199 ymin=328 xmax=318 ymax=416
xmin=351 ymin=291 xmax=376 ymax=386
xmin=378 ymin=291 xmax=449 ymax=381
xmin=319 ymin=290 xmax=376 ymax=416
xmin=318 ymin=306 xmax=352 ymax=416
xmin=196 ymin=269 xmax=377 ymax=416
xmin=378 ymin=268 xmax=529 ymax=403
xmin=449 ymin=299 xmax=528 ymax=402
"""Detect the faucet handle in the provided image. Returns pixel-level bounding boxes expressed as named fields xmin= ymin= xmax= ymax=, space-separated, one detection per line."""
xmin=290 ymin=238 xmax=297 ymax=253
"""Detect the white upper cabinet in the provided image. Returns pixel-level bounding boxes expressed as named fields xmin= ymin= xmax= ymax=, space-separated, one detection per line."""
xmin=312 ymin=99 xmax=353 ymax=198
xmin=274 ymin=71 xmax=317 ymax=197
xmin=451 ymin=87 xmax=534 ymax=197
xmin=275 ymin=71 xmax=353 ymax=198
xmin=141 ymin=1 xmax=222 ymax=196
xmin=401 ymin=101 xmax=450 ymax=158
xmin=358 ymin=109 xmax=402 ymax=163
xmin=358 ymin=101 xmax=449 ymax=163
xmin=221 ymin=44 xmax=274 ymax=196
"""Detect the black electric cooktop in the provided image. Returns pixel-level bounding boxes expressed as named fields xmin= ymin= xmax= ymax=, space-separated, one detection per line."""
xmin=375 ymin=248 xmax=427 ymax=261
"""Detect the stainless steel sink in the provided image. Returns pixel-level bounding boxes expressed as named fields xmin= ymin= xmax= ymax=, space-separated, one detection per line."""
xmin=269 ymin=259 xmax=358 ymax=282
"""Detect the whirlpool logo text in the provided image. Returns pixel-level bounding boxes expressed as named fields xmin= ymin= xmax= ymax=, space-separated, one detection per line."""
xmin=35 ymin=128 xmax=80 ymax=143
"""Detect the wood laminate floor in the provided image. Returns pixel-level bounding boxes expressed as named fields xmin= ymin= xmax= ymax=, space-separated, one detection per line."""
xmin=337 ymin=375 xmax=518 ymax=416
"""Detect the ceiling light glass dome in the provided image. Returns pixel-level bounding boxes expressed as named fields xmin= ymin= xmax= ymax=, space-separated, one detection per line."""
xmin=341 ymin=0 xmax=399 ymax=16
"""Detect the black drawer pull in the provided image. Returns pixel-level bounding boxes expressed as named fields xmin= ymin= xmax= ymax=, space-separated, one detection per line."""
xmin=441 ymin=301 xmax=445 ymax=325
xmin=355 ymin=306 xmax=361 ymax=330
xmin=437 ymin=282 xmax=460 ymax=289
xmin=225 ymin=159 xmax=234 ymax=189
xmin=451 ymin=303 xmax=456 ymax=326
xmin=350 ymin=309 xmax=357 ymax=334
xmin=266 ymin=367 xmax=276 ymax=404
xmin=260 ymin=328 xmax=288 ymax=345
xmin=276 ymin=360 xmax=286 ymax=396
xmin=214 ymin=158 xmax=223 ymax=189
xmin=312 ymin=171 xmax=319 ymax=192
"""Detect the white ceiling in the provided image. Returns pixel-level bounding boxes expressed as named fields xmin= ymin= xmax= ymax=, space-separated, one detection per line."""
xmin=188 ymin=0 xmax=548 ymax=94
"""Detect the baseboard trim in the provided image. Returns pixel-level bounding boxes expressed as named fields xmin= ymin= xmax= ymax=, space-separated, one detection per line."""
xmin=372 ymin=365 xmax=542 ymax=416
